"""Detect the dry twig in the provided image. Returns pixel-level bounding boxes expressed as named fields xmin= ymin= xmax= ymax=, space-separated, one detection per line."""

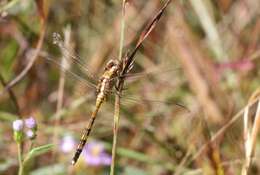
xmin=0 ymin=1 xmax=48 ymax=97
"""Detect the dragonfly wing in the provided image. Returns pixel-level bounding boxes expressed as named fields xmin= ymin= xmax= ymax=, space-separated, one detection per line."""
xmin=123 ymin=66 xmax=181 ymax=81
xmin=41 ymin=53 xmax=97 ymax=91
xmin=52 ymin=32 xmax=98 ymax=81
xmin=109 ymin=66 xmax=182 ymax=84
xmin=120 ymin=95 xmax=189 ymax=112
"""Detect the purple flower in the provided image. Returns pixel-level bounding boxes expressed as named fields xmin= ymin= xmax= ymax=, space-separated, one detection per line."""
xmin=60 ymin=135 xmax=76 ymax=153
xmin=26 ymin=130 xmax=36 ymax=139
xmin=25 ymin=117 xmax=37 ymax=129
xmin=83 ymin=141 xmax=111 ymax=166
xmin=12 ymin=120 xmax=24 ymax=131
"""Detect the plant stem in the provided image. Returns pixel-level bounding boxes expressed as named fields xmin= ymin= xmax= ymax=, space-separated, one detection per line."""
xmin=29 ymin=140 xmax=35 ymax=151
xmin=110 ymin=95 xmax=121 ymax=175
xmin=17 ymin=143 xmax=23 ymax=175
xmin=118 ymin=4 xmax=125 ymax=61
xmin=110 ymin=1 xmax=126 ymax=175
xmin=0 ymin=73 xmax=21 ymax=116
xmin=52 ymin=26 xmax=71 ymax=161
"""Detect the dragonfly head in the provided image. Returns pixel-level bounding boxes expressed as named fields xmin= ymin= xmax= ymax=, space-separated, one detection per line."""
xmin=104 ymin=59 xmax=119 ymax=71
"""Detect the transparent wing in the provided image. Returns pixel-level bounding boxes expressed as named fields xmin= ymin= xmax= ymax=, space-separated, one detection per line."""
xmin=52 ymin=32 xmax=97 ymax=81
xmin=110 ymin=66 xmax=182 ymax=82
xmin=120 ymin=95 xmax=189 ymax=112
xmin=40 ymin=51 xmax=97 ymax=90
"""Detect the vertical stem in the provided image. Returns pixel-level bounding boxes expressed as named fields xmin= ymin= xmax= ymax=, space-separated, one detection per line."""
xmin=189 ymin=0 xmax=226 ymax=61
xmin=17 ymin=143 xmax=23 ymax=175
xmin=0 ymin=73 xmax=21 ymax=116
xmin=110 ymin=1 xmax=126 ymax=175
xmin=52 ymin=26 xmax=71 ymax=160
xmin=118 ymin=3 xmax=125 ymax=61
xmin=110 ymin=95 xmax=121 ymax=175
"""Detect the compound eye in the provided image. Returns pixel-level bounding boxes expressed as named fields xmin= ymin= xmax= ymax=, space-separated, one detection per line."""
xmin=105 ymin=60 xmax=116 ymax=70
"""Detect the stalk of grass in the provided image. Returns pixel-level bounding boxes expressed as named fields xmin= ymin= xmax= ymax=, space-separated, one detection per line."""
xmin=189 ymin=0 xmax=226 ymax=61
xmin=118 ymin=1 xmax=126 ymax=64
xmin=242 ymin=98 xmax=260 ymax=175
xmin=189 ymin=96 xmax=260 ymax=167
xmin=17 ymin=143 xmax=23 ymax=175
xmin=110 ymin=94 xmax=121 ymax=175
xmin=52 ymin=26 xmax=72 ymax=159
xmin=110 ymin=1 xmax=126 ymax=175
xmin=0 ymin=73 xmax=21 ymax=116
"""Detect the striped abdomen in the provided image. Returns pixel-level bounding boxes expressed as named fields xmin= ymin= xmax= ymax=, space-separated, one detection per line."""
xmin=71 ymin=60 xmax=119 ymax=165
xmin=71 ymin=99 xmax=103 ymax=165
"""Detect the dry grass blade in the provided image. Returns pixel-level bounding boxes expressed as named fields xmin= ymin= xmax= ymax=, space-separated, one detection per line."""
xmin=0 ymin=73 xmax=21 ymax=116
xmin=189 ymin=96 xmax=260 ymax=167
xmin=35 ymin=0 xmax=47 ymax=22
xmin=242 ymin=92 xmax=260 ymax=175
xmin=52 ymin=26 xmax=72 ymax=160
xmin=167 ymin=3 xmax=224 ymax=123
xmin=121 ymin=0 xmax=172 ymax=76
xmin=0 ymin=1 xmax=48 ymax=97
xmin=136 ymin=0 xmax=172 ymax=46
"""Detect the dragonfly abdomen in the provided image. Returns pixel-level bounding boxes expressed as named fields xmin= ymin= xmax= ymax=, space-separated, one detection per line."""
xmin=71 ymin=101 xmax=102 ymax=165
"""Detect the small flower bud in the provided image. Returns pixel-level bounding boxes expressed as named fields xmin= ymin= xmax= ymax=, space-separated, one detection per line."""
xmin=25 ymin=117 xmax=37 ymax=130
xmin=13 ymin=120 xmax=24 ymax=143
xmin=12 ymin=120 xmax=23 ymax=131
xmin=26 ymin=130 xmax=36 ymax=140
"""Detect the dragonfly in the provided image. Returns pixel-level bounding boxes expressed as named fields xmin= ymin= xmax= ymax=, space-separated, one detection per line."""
xmin=49 ymin=0 xmax=175 ymax=165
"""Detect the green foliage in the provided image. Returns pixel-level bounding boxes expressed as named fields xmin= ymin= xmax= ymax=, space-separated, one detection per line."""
xmin=25 ymin=144 xmax=54 ymax=161
xmin=0 ymin=39 xmax=18 ymax=79
xmin=0 ymin=111 xmax=19 ymax=121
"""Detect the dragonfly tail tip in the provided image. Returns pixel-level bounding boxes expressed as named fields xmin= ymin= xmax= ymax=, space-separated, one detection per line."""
xmin=71 ymin=160 xmax=76 ymax=165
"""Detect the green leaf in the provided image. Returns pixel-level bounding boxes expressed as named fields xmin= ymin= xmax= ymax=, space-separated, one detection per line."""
xmin=0 ymin=39 xmax=19 ymax=79
xmin=26 ymin=144 xmax=54 ymax=161
xmin=0 ymin=111 xmax=19 ymax=121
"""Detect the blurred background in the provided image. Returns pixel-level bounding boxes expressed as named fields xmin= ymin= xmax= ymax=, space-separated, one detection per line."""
xmin=0 ymin=0 xmax=259 ymax=174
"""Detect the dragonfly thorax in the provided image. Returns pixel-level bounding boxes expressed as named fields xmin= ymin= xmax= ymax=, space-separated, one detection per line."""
xmin=96 ymin=59 xmax=120 ymax=104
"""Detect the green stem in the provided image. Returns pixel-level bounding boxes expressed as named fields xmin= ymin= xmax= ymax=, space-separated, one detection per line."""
xmin=17 ymin=143 xmax=23 ymax=175
xmin=110 ymin=1 xmax=126 ymax=175
xmin=110 ymin=95 xmax=121 ymax=175
xmin=29 ymin=140 xmax=35 ymax=151
xmin=118 ymin=1 xmax=126 ymax=61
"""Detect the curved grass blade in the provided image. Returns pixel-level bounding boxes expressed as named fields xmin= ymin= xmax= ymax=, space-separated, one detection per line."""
xmin=121 ymin=0 xmax=172 ymax=76
xmin=24 ymin=144 xmax=54 ymax=163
